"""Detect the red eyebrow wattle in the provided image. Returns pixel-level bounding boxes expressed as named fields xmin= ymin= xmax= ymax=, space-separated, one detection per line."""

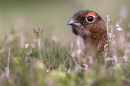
xmin=85 ymin=12 xmax=97 ymax=18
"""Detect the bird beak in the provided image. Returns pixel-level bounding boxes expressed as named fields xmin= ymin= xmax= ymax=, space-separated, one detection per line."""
xmin=67 ymin=18 xmax=75 ymax=25
xmin=67 ymin=18 xmax=81 ymax=26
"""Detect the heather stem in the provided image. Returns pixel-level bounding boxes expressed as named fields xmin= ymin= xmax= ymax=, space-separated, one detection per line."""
xmin=6 ymin=44 xmax=10 ymax=82
xmin=33 ymin=28 xmax=43 ymax=61
xmin=38 ymin=38 xmax=42 ymax=60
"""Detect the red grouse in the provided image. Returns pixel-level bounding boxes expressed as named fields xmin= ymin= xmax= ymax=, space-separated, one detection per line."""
xmin=67 ymin=10 xmax=108 ymax=55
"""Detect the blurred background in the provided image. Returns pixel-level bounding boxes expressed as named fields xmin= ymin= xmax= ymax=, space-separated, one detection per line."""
xmin=0 ymin=0 xmax=129 ymax=45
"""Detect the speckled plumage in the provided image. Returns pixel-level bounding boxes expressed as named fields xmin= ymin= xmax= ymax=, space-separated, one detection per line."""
xmin=68 ymin=10 xmax=109 ymax=54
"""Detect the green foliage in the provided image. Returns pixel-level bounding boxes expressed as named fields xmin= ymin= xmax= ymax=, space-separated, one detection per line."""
xmin=0 ymin=28 xmax=130 ymax=86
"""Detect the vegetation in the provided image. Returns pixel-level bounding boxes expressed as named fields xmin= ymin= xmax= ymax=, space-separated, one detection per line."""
xmin=0 ymin=0 xmax=130 ymax=86
xmin=0 ymin=17 xmax=130 ymax=86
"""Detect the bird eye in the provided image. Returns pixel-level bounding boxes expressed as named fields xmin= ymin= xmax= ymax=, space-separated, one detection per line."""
xmin=86 ymin=16 xmax=95 ymax=23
